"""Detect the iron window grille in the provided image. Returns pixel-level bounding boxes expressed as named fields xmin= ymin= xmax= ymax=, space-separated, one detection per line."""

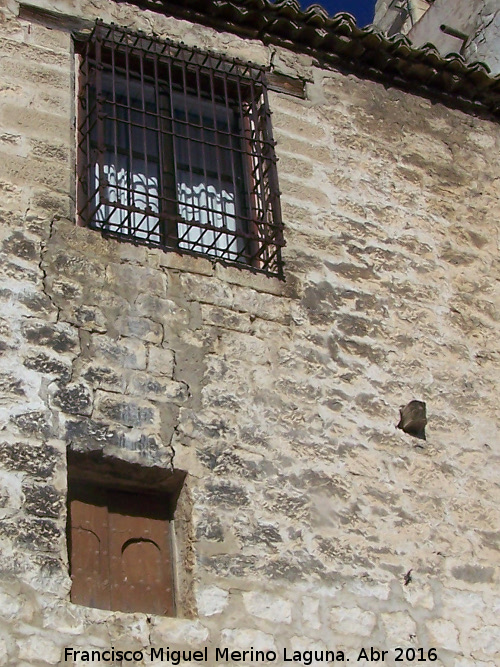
xmin=76 ymin=22 xmax=284 ymax=277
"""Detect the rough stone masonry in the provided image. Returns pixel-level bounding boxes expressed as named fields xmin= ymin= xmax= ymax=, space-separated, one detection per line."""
xmin=0 ymin=0 xmax=498 ymax=665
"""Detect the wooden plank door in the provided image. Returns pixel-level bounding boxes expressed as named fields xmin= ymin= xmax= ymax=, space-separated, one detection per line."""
xmin=108 ymin=490 xmax=175 ymax=616
xmin=69 ymin=485 xmax=110 ymax=610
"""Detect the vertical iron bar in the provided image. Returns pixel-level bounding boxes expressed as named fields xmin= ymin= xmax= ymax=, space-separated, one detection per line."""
xmin=153 ymin=52 xmax=167 ymax=245
xmin=180 ymin=57 xmax=196 ymax=245
xmin=208 ymin=65 xmax=225 ymax=256
xmin=165 ymin=56 xmax=180 ymax=244
xmin=139 ymin=47 xmax=149 ymax=238
xmin=235 ymin=75 xmax=262 ymax=266
xmin=78 ymin=39 xmax=92 ymax=224
xmin=261 ymin=73 xmax=283 ymax=265
xmin=95 ymin=31 xmax=106 ymax=228
xmin=194 ymin=62 xmax=210 ymax=252
xmin=221 ymin=72 xmax=241 ymax=260
xmin=111 ymin=34 xmax=119 ymax=235
xmin=247 ymin=77 xmax=267 ymax=231
xmin=125 ymin=39 xmax=134 ymax=236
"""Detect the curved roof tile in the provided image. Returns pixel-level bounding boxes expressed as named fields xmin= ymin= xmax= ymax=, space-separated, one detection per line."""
xmin=121 ymin=0 xmax=500 ymax=116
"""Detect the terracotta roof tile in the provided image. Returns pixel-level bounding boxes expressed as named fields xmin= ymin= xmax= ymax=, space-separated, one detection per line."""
xmin=118 ymin=0 xmax=500 ymax=116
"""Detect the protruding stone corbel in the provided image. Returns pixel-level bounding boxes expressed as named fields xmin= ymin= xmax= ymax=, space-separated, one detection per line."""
xmin=397 ymin=400 xmax=427 ymax=440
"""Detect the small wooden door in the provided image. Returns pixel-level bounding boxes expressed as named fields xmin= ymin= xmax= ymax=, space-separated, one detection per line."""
xmin=69 ymin=484 xmax=175 ymax=615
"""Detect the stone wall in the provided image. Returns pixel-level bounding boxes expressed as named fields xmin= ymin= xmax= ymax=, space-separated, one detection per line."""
xmin=373 ymin=0 xmax=432 ymax=36
xmin=375 ymin=0 xmax=500 ymax=76
xmin=0 ymin=0 xmax=498 ymax=665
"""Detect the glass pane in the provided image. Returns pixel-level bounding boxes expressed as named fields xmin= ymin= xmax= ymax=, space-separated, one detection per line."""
xmin=173 ymin=93 xmax=246 ymax=261
xmin=93 ymin=73 xmax=161 ymax=242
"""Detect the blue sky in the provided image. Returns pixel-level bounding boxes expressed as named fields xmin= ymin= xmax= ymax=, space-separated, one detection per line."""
xmin=299 ymin=1 xmax=376 ymax=27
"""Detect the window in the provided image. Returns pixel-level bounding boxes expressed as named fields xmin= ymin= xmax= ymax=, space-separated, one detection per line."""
xmin=67 ymin=453 xmax=186 ymax=616
xmin=76 ymin=23 xmax=284 ymax=277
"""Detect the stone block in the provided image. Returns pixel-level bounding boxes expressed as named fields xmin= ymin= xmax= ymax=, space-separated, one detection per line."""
xmin=426 ymin=619 xmax=461 ymax=652
xmin=201 ymin=304 xmax=251 ymax=333
xmin=468 ymin=625 xmax=500 ymax=657
xmin=10 ymin=410 xmax=54 ymax=439
xmin=158 ymin=249 xmax=215 ymax=275
xmin=381 ymin=611 xmax=417 ymax=647
xmin=214 ymin=263 xmax=286 ymax=296
xmin=0 ymin=104 xmax=69 ymax=142
xmin=196 ymin=586 xmax=229 ymax=617
xmin=31 ymin=188 xmax=71 ymax=218
xmin=0 ymin=131 xmax=22 ymax=149
xmin=17 ymin=634 xmax=61 ymax=665
xmin=135 ymin=294 xmax=190 ymax=328
xmin=22 ymin=351 xmax=71 ymax=381
xmin=0 ymin=150 xmax=70 ymax=191
xmin=46 ymin=250 xmax=106 ymax=288
xmin=106 ymin=263 xmax=167 ymax=299
xmin=0 ymin=54 xmax=70 ymax=90
xmin=115 ymin=315 xmax=163 ymax=343
xmin=33 ymin=87 xmax=71 ymax=117
xmin=147 ymin=346 xmax=175 ymax=377
xmin=220 ymin=628 xmax=277 ymax=652
xmin=0 ymin=37 xmax=70 ymax=67
xmin=271 ymin=110 xmax=326 ymax=143
xmin=179 ymin=273 xmax=233 ymax=308
xmin=18 ymin=290 xmax=55 ymax=318
xmin=0 ymin=586 xmax=26 ymax=622
xmin=0 ymin=472 xmax=23 ymax=519
xmin=94 ymin=392 xmax=159 ymax=428
xmin=61 ymin=304 xmax=107 ymax=332
xmin=0 ymin=517 xmax=61 ymax=552
xmin=204 ymin=480 xmax=249 ymax=508
xmin=81 ymin=364 xmax=126 ymax=392
xmin=65 ymin=418 xmax=121 ymax=450
xmin=329 ymin=607 xmax=376 ymax=637
xmin=451 ymin=564 xmax=495 ymax=585
xmin=279 ymin=153 xmax=315 ymax=179
xmin=302 ymin=597 xmax=321 ymax=630
xmin=0 ymin=372 xmax=25 ymax=398
xmin=280 ymin=177 xmax=331 ymax=209
xmin=23 ymin=483 xmax=64 ymax=519
xmin=231 ymin=286 xmax=291 ymax=324
xmin=274 ymin=131 xmax=333 ymax=164
xmin=149 ymin=618 xmax=209 ymax=645
xmin=29 ymin=138 xmax=68 ymax=162
xmin=289 ymin=636 xmax=331 ymax=666
xmin=2 ymin=230 xmax=39 ymax=261
xmin=243 ymin=591 xmax=292 ymax=624
xmin=23 ymin=21 xmax=72 ymax=53
xmin=21 ymin=320 xmax=78 ymax=354
xmin=0 ymin=255 xmax=40 ymax=284
xmin=0 ymin=442 xmax=59 ymax=478
xmin=89 ymin=335 xmax=147 ymax=370
xmin=51 ymin=382 xmax=93 ymax=416
xmin=195 ymin=512 xmax=224 ymax=542
xmin=127 ymin=373 xmax=188 ymax=404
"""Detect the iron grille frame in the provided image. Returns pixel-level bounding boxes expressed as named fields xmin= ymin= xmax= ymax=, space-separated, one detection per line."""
xmin=76 ymin=21 xmax=284 ymax=278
